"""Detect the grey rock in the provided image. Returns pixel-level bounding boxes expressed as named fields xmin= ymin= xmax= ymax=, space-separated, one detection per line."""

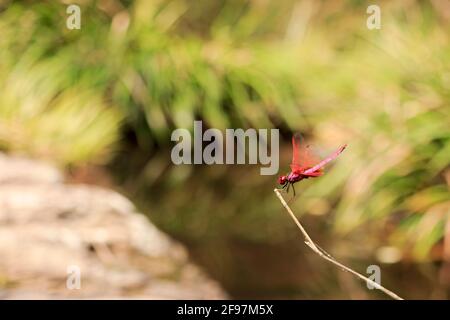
xmin=0 ymin=153 xmax=226 ymax=299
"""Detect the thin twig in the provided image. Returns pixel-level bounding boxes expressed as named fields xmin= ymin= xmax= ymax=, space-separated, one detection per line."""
xmin=274 ymin=188 xmax=404 ymax=300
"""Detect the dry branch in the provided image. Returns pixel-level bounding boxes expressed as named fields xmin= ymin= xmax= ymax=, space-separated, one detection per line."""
xmin=274 ymin=188 xmax=403 ymax=300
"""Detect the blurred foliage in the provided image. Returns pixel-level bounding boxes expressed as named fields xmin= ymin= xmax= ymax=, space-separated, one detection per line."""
xmin=0 ymin=0 xmax=302 ymax=150
xmin=0 ymin=1 xmax=123 ymax=165
xmin=1 ymin=0 xmax=450 ymax=298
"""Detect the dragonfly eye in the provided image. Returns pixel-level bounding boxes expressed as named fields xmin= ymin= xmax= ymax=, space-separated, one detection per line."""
xmin=278 ymin=175 xmax=287 ymax=185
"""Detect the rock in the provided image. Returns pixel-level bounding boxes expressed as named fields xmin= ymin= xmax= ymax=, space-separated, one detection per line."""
xmin=0 ymin=154 xmax=62 ymax=185
xmin=0 ymin=154 xmax=226 ymax=299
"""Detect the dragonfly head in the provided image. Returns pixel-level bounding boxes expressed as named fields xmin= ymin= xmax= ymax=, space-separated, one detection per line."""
xmin=278 ymin=175 xmax=288 ymax=186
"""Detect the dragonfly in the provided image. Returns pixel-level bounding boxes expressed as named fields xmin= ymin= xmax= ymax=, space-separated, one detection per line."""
xmin=278 ymin=133 xmax=347 ymax=196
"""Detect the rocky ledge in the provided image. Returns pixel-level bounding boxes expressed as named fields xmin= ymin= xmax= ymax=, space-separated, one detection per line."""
xmin=0 ymin=153 xmax=226 ymax=299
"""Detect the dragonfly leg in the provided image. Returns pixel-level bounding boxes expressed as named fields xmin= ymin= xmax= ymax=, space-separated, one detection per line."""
xmin=292 ymin=184 xmax=296 ymax=197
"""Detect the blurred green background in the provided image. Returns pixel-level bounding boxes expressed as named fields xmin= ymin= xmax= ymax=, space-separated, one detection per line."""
xmin=1 ymin=0 xmax=449 ymax=299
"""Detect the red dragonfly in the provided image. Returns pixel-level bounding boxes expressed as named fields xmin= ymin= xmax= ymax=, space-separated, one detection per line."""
xmin=278 ymin=133 xmax=347 ymax=195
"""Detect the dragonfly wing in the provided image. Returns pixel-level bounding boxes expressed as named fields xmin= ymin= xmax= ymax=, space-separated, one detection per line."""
xmin=290 ymin=133 xmax=320 ymax=172
xmin=304 ymin=144 xmax=347 ymax=174
xmin=303 ymin=170 xmax=323 ymax=177
xmin=291 ymin=133 xmax=302 ymax=169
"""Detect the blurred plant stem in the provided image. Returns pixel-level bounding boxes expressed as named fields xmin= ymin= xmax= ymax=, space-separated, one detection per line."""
xmin=274 ymin=188 xmax=404 ymax=300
